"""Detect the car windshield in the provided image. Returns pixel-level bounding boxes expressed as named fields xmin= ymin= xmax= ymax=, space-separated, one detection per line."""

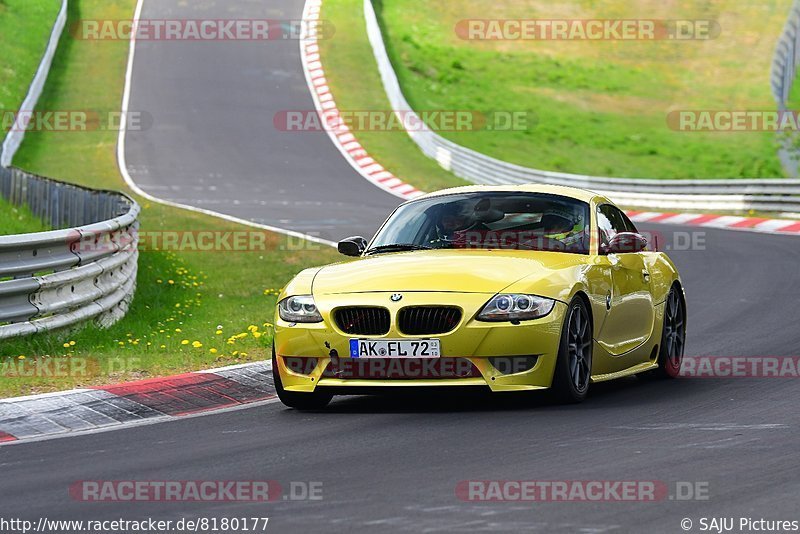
xmin=368 ymin=192 xmax=591 ymax=254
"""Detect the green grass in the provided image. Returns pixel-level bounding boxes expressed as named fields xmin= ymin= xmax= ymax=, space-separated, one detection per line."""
xmin=323 ymin=0 xmax=789 ymax=180
xmin=0 ymin=0 xmax=61 ymax=111
xmin=0 ymin=0 xmax=61 ymax=235
xmin=0 ymin=195 xmax=50 ymax=234
xmin=0 ymin=0 xmax=339 ymax=397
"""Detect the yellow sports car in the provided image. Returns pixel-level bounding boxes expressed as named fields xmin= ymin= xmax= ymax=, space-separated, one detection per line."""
xmin=272 ymin=184 xmax=686 ymax=408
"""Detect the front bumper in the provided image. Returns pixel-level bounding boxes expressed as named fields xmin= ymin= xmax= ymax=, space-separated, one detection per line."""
xmin=274 ymin=294 xmax=567 ymax=393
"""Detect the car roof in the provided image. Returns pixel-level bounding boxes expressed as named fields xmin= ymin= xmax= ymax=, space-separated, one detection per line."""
xmin=413 ymin=183 xmax=607 ymax=205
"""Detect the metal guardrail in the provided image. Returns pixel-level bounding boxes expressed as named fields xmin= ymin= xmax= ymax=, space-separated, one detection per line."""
xmin=771 ymin=0 xmax=800 ymax=109
xmin=0 ymin=166 xmax=140 ymax=340
xmin=0 ymin=0 xmax=140 ymax=340
xmin=770 ymin=0 xmax=800 ymax=177
xmin=363 ymin=0 xmax=800 ymax=214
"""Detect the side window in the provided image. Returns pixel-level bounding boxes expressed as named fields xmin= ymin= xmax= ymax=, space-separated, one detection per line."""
xmin=597 ymin=207 xmax=616 ymax=249
xmin=618 ymin=210 xmax=639 ymax=234
xmin=597 ymin=204 xmax=633 ymax=252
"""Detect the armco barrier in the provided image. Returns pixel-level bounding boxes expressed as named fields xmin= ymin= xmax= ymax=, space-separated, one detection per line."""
xmin=0 ymin=0 xmax=139 ymax=340
xmin=771 ymin=0 xmax=800 ymax=108
xmin=0 ymin=166 xmax=139 ymax=340
xmin=363 ymin=0 xmax=800 ymax=214
xmin=771 ymin=0 xmax=800 ymax=176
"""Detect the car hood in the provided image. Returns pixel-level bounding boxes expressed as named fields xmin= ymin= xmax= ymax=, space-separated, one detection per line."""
xmin=312 ymin=249 xmax=586 ymax=295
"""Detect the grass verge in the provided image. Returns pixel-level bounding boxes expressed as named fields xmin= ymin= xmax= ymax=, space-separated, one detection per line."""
xmin=1 ymin=0 xmax=62 ymax=236
xmin=0 ymin=0 xmax=339 ymax=397
xmin=0 ymin=195 xmax=50 ymax=235
xmin=324 ymin=0 xmax=788 ymax=180
xmin=0 ymin=0 xmax=61 ymax=112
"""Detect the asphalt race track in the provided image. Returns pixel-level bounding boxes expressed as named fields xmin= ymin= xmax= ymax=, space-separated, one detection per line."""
xmin=2 ymin=0 xmax=800 ymax=532
xmin=122 ymin=0 xmax=401 ymax=241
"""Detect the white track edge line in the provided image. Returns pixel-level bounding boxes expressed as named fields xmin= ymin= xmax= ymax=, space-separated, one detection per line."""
xmin=116 ymin=0 xmax=336 ymax=249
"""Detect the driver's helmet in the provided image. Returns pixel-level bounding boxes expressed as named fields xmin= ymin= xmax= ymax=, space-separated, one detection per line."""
xmin=540 ymin=208 xmax=584 ymax=241
xmin=435 ymin=201 xmax=476 ymax=240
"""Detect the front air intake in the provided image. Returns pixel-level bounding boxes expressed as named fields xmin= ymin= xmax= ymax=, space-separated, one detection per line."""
xmin=398 ymin=306 xmax=462 ymax=335
xmin=333 ymin=307 xmax=391 ymax=336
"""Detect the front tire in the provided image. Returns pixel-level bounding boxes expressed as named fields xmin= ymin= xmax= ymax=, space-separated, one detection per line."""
xmin=272 ymin=347 xmax=332 ymax=410
xmin=551 ymin=296 xmax=593 ymax=403
xmin=656 ymin=284 xmax=686 ymax=378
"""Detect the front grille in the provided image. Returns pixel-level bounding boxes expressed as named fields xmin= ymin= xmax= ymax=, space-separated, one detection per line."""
xmin=334 ymin=307 xmax=390 ymax=335
xmin=398 ymin=306 xmax=462 ymax=335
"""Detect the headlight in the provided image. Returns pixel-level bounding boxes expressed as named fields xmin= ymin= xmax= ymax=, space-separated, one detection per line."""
xmin=278 ymin=295 xmax=323 ymax=323
xmin=477 ymin=294 xmax=555 ymax=322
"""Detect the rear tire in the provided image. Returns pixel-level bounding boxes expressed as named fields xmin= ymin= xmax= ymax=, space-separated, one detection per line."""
xmin=272 ymin=347 xmax=332 ymax=410
xmin=551 ymin=296 xmax=593 ymax=403
xmin=655 ymin=284 xmax=686 ymax=378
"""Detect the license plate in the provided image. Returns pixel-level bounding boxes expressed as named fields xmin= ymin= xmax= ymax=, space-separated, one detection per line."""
xmin=350 ymin=339 xmax=441 ymax=358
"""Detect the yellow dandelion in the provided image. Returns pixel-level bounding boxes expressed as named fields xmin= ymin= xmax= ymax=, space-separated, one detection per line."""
xmin=181 ymin=339 xmax=189 ymax=345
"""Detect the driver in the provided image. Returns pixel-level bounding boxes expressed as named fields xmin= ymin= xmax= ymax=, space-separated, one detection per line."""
xmin=540 ymin=211 xmax=575 ymax=239
xmin=433 ymin=201 xmax=484 ymax=243
xmin=540 ymin=209 xmax=586 ymax=245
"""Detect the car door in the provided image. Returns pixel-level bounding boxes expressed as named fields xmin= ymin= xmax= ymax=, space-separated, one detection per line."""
xmin=596 ymin=204 xmax=655 ymax=359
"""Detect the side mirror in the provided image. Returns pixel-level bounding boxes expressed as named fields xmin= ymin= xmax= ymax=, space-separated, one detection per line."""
xmin=604 ymin=232 xmax=648 ymax=254
xmin=338 ymin=236 xmax=367 ymax=257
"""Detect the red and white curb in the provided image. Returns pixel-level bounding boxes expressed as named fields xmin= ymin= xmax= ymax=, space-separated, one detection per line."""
xmin=626 ymin=211 xmax=800 ymax=235
xmin=300 ymin=0 xmax=423 ymax=201
xmin=0 ymin=361 xmax=274 ymax=445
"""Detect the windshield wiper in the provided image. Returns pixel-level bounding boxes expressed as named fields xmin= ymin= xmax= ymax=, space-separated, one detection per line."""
xmin=365 ymin=243 xmax=433 ymax=255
